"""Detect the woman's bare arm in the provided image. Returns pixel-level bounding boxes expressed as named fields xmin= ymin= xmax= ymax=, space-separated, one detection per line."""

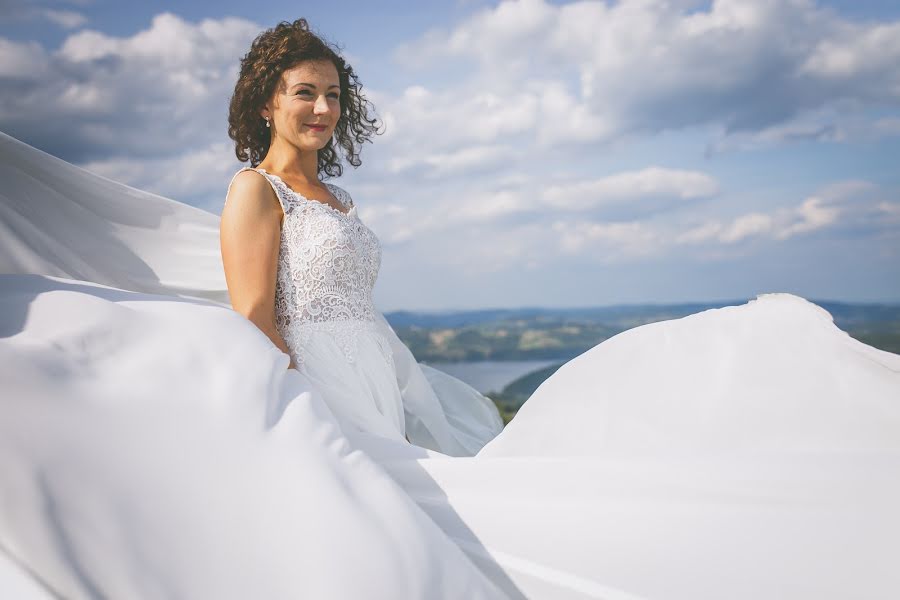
xmin=220 ymin=170 xmax=297 ymax=370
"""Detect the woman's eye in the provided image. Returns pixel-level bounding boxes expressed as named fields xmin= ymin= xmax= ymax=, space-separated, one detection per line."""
xmin=295 ymin=90 xmax=339 ymax=99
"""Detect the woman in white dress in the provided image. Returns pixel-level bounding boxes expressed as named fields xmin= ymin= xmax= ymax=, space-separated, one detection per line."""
xmin=220 ymin=18 xmax=503 ymax=455
xmin=1 ymin=17 xmax=899 ymax=600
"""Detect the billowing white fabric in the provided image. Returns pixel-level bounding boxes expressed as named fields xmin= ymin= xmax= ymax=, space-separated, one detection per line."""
xmin=2 ymin=130 xmax=899 ymax=599
xmin=0 ymin=274 xmax=504 ymax=600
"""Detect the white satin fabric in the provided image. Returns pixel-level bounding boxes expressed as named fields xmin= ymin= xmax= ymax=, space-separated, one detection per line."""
xmin=2 ymin=130 xmax=899 ymax=599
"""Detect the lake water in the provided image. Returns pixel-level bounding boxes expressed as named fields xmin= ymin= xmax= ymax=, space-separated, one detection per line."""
xmin=422 ymin=359 xmax=562 ymax=394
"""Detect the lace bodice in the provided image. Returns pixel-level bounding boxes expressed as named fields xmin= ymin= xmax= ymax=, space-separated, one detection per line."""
xmin=227 ymin=167 xmax=393 ymax=371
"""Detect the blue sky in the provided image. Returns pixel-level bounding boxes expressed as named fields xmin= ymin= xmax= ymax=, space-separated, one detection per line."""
xmin=1 ymin=0 xmax=899 ymax=311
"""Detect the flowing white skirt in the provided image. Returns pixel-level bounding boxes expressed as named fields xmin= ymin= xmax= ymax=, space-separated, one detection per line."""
xmin=2 ymin=130 xmax=899 ymax=599
xmin=287 ymin=317 xmax=505 ymax=457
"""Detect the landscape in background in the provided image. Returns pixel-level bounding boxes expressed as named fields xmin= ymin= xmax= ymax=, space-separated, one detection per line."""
xmin=386 ymin=299 xmax=900 ymax=424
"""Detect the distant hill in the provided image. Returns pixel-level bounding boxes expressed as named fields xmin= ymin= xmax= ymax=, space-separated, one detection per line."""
xmin=384 ymin=298 xmax=900 ymax=362
xmin=384 ymin=299 xmax=900 ymax=424
xmin=384 ymin=301 xmax=748 ymax=329
xmin=482 ymin=362 xmax=565 ymax=424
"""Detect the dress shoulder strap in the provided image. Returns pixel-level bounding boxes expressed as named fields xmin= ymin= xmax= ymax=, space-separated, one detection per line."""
xmin=225 ymin=166 xmax=293 ymax=214
xmin=324 ymin=182 xmax=354 ymax=210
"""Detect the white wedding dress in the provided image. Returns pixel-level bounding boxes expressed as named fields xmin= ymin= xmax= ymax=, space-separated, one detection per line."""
xmin=225 ymin=166 xmax=503 ymax=455
xmin=1 ymin=129 xmax=899 ymax=600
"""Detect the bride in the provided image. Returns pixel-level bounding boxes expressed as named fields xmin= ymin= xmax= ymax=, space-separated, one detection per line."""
xmin=221 ymin=25 xmax=366 ymax=381
xmin=219 ymin=21 xmax=501 ymax=452
xmin=1 ymin=18 xmax=899 ymax=600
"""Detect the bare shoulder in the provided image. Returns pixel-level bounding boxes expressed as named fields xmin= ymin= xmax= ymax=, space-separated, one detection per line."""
xmin=224 ymin=169 xmax=281 ymax=217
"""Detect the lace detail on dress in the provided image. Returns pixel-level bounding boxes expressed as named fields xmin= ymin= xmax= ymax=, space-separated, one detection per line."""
xmin=226 ymin=167 xmax=393 ymax=371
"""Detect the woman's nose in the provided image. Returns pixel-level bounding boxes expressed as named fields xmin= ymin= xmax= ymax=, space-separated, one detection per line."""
xmin=314 ymin=95 xmax=331 ymax=114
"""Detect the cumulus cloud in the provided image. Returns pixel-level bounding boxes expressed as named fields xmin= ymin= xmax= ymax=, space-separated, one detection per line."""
xmin=552 ymin=219 xmax=662 ymax=259
xmin=5 ymin=2 xmax=897 ymax=197
xmin=542 ymin=167 xmax=719 ymax=212
xmin=363 ymin=166 xmax=719 ymax=239
xmin=675 ymin=180 xmax=899 ymax=247
xmin=369 ymin=0 xmax=900 ymax=186
xmin=0 ymin=13 xmax=260 ymax=163
xmin=388 ymin=143 xmax=516 ymax=178
xmin=77 ymin=140 xmax=238 ymax=210
xmin=547 ymin=179 xmax=899 ymax=264
xmin=0 ymin=37 xmax=51 ymax=78
xmin=376 ymin=83 xmax=539 ymax=154
xmin=0 ymin=1 xmax=89 ymax=30
xmin=367 ymin=174 xmax=897 ymax=278
xmin=392 ymin=0 xmax=900 ymax=148
xmin=1 ymin=2 xmax=896 ymax=297
xmin=707 ymin=109 xmax=900 ymax=153
xmin=42 ymin=8 xmax=88 ymax=29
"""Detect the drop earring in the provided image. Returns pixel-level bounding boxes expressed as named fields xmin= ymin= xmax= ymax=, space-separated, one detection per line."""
xmin=265 ymin=117 xmax=270 ymax=128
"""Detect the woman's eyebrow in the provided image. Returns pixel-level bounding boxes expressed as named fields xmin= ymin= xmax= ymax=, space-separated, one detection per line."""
xmin=291 ymin=82 xmax=341 ymax=90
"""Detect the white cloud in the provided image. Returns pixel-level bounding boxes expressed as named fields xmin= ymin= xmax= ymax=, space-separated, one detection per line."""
xmin=774 ymin=196 xmax=840 ymax=240
xmin=393 ymin=0 xmax=900 ymax=148
xmin=367 ymin=166 xmax=718 ymax=235
xmin=362 ymin=0 xmax=900 ymax=221
xmin=0 ymin=13 xmax=261 ymax=163
xmin=542 ymin=167 xmax=719 ymax=211
xmin=800 ymin=20 xmax=900 ymax=84
xmin=876 ymin=201 xmax=900 ymax=218
xmin=396 ymin=0 xmax=556 ymax=72
xmin=720 ymin=213 xmax=775 ymax=243
xmin=388 ymin=143 xmax=514 ymax=178
xmin=369 ymin=176 xmax=897 ymax=280
xmin=78 ymin=141 xmax=241 ymax=211
xmin=707 ymin=108 xmax=900 ymax=154
xmin=379 ymin=83 xmax=539 ymax=150
xmin=42 ymin=8 xmax=88 ymax=29
xmin=57 ymin=29 xmax=119 ymax=61
xmin=552 ymin=219 xmax=663 ymax=259
xmin=543 ymin=178 xmax=896 ymax=264
xmin=453 ymin=189 xmax=530 ymax=222
xmin=0 ymin=38 xmax=50 ymax=78
xmin=534 ymin=80 xmax=616 ymax=145
xmin=675 ymin=179 xmax=895 ymax=247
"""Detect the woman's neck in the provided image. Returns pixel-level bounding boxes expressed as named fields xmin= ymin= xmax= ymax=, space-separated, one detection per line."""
xmin=258 ymin=141 xmax=320 ymax=183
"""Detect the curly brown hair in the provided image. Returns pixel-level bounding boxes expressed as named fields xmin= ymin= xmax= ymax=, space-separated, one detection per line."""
xmin=227 ymin=18 xmax=382 ymax=178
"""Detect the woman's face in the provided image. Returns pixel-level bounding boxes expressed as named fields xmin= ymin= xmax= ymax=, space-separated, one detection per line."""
xmin=262 ymin=59 xmax=341 ymax=151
